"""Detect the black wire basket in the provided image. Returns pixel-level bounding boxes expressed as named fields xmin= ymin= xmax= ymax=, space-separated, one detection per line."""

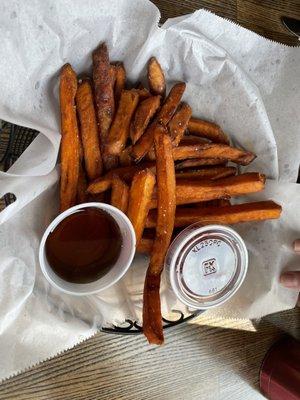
xmin=0 ymin=121 xmax=200 ymax=334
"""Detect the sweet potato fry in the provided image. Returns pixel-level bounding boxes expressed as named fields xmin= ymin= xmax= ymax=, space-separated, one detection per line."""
xmin=127 ymin=169 xmax=156 ymax=244
xmin=106 ymin=90 xmax=139 ymax=156
xmin=188 ymin=118 xmax=230 ymax=144
xmin=172 ymin=144 xmax=255 ymax=165
xmin=87 ymin=177 xmax=112 ymax=195
xmin=114 ymin=62 xmax=126 ymax=107
xmin=59 ymin=64 xmax=81 ymax=212
xmin=130 ymin=96 xmax=161 ymax=144
xmin=148 ymin=57 xmax=166 ymax=96
xmin=77 ymin=164 xmax=88 ymax=204
xmin=93 ymin=43 xmax=117 ymax=170
xmin=168 ymin=103 xmax=192 ymax=146
xmin=119 ymin=146 xmax=133 ymax=167
xmin=137 ymin=237 xmax=154 ymax=254
xmin=147 ymin=143 xmax=254 ymax=165
xmin=93 ymin=43 xmax=115 ymax=142
xmin=131 ymin=82 xmax=186 ymax=161
xmin=175 ymin=158 xmax=227 ymax=169
xmin=111 ymin=176 xmax=129 ymax=213
xmin=175 ymin=166 xmax=236 ymax=180
xmin=76 ymin=79 xmax=103 ymax=181
xmin=143 ymin=126 xmax=176 ymax=345
xmin=179 ymin=135 xmax=209 ymax=146
xmin=150 ymin=173 xmax=266 ymax=208
xmin=146 ymin=200 xmax=282 ymax=228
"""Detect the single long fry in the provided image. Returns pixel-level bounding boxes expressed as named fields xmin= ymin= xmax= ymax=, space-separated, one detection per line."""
xmin=59 ymin=64 xmax=80 ymax=212
xmin=130 ymin=96 xmax=161 ymax=144
xmin=93 ymin=43 xmax=115 ymax=142
xmin=147 ymin=143 xmax=255 ymax=165
xmin=106 ymin=90 xmax=139 ymax=156
xmin=143 ymin=126 xmax=176 ymax=345
xmin=176 ymin=158 xmax=227 ymax=169
xmin=148 ymin=57 xmax=166 ymax=96
xmin=131 ymin=82 xmax=186 ymax=161
xmin=87 ymin=177 xmax=112 ymax=195
xmin=172 ymin=144 xmax=255 ymax=165
xmin=146 ymin=200 xmax=282 ymax=228
xmin=176 ymin=166 xmax=236 ymax=180
xmin=93 ymin=43 xmax=116 ymax=170
xmin=188 ymin=117 xmax=229 ymax=144
xmin=179 ymin=135 xmax=209 ymax=146
xmin=168 ymin=103 xmax=192 ymax=146
xmin=114 ymin=62 xmax=126 ymax=107
xmin=150 ymin=173 xmax=266 ymax=208
xmin=127 ymin=169 xmax=156 ymax=244
xmin=76 ymin=80 xmax=103 ymax=181
xmin=111 ymin=176 xmax=129 ymax=213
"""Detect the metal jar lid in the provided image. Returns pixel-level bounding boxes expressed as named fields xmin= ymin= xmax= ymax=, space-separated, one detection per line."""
xmin=165 ymin=224 xmax=248 ymax=309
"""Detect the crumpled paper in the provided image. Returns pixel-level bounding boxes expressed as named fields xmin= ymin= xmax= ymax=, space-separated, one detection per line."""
xmin=0 ymin=0 xmax=300 ymax=381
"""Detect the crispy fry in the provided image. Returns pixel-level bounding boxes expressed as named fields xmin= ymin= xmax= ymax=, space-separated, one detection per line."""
xmin=147 ymin=143 xmax=254 ymax=165
xmin=59 ymin=64 xmax=81 ymax=212
xmin=131 ymin=82 xmax=186 ymax=161
xmin=137 ymin=237 xmax=153 ymax=254
xmin=146 ymin=200 xmax=282 ymax=228
xmin=114 ymin=62 xmax=126 ymax=107
xmin=77 ymin=164 xmax=88 ymax=204
xmin=188 ymin=118 xmax=230 ymax=144
xmin=150 ymin=173 xmax=266 ymax=208
xmin=168 ymin=103 xmax=192 ymax=146
xmin=76 ymin=79 xmax=103 ymax=181
xmin=143 ymin=126 xmax=176 ymax=345
xmin=179 ymin=135 xmax=209 ymax=146
xmin=87 ymin=177 xmax=112 ymax=195
xmin=93 ymin=43 xmax=116 ymax=170
xmin=130 ymin=96 xmax=161 ymax=144
xmin=111 ymin=176 xmax=129 ymax=213
xmin=175 ymin=166 xmax=236 ymax=180
xmin=176 ymin=158 xmax=227 ymax=169
xmin=93 ymin=43 xmax=115 ymax=142
xmin=106 ymin=90 xmax=139 ymax=156
xmin=119 ymin=146 xmax=133 ymax=167
xmin=127 ymin=169 xmax=155 ymax=244
xmin=172 ymin=144 xmax=255 ymax=165
xmin=148 ymin=57 xmax=166 ymax=96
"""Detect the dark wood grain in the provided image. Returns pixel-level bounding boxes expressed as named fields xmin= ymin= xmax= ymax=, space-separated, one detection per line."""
xmin=1 ymin=1 xmax=299 ymax=399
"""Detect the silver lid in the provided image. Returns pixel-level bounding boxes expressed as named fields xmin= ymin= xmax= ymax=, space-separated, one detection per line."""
xmin=166 ymin=224 xmax=248 ymax=309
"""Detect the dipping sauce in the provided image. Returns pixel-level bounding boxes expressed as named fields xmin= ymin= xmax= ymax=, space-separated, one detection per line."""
xmin=45 ymin=207 xmax=122 ymax=283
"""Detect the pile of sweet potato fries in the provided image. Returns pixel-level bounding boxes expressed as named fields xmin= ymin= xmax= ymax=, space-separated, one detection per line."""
xmin=59 ymin=42 xmax=282 ymax=344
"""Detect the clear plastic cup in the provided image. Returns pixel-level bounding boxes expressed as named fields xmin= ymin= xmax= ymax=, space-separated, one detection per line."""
xmin=165 ymin=224 xmax=248 ymax=309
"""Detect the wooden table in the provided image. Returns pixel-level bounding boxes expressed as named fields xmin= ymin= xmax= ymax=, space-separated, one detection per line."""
xmin=1 ymin=1 xmax=299 ymax=399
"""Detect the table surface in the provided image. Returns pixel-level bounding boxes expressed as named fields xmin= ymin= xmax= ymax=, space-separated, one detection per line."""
xmin=1 ymin=1 xmax=299 ymax=399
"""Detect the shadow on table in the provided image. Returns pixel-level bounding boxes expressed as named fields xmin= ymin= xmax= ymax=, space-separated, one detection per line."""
xmin=188 ymin=307 xmax=300 ymax=394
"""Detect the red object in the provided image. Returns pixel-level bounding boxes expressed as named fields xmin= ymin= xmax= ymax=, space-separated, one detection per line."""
xmin=260 ymin=335 xmax=300 ymax=399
